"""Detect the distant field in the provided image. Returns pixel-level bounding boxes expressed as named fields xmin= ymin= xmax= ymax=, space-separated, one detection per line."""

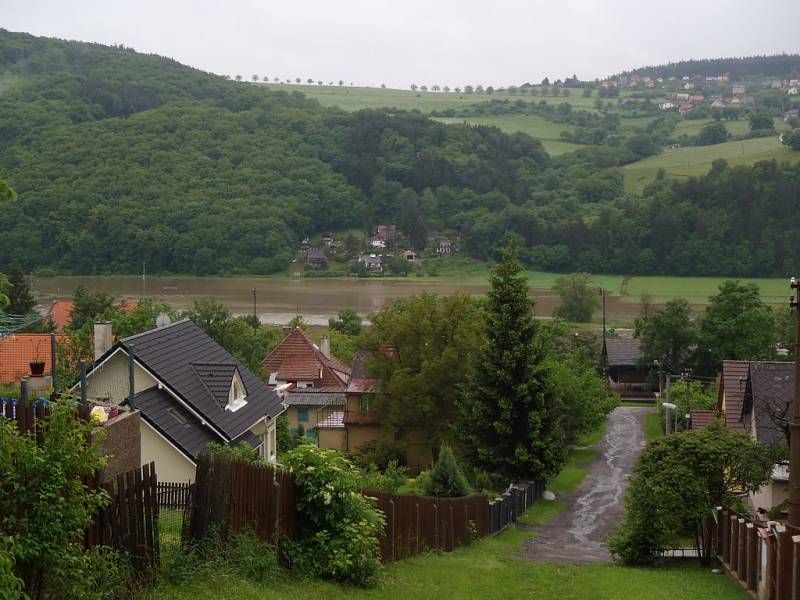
xmin=259 ymin=83 xmax=611 ymax=112
xmin=435 ymin=115 xmax=584 ymax=155
xmin=673 ymin=117 xmax=787 ymax=138
xmin=624 ymin=275 xmax=791 ymax=304
xmin=622 ymin=135 xmax=798 ymax=192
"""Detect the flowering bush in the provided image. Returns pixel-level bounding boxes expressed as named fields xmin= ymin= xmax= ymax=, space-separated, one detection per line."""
xmin=282 ymin=444 xmax=384 ymax=587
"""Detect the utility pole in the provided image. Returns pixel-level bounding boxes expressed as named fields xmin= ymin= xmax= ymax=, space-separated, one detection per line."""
xmin=682 ymin=369 xmax=692 ymax=429
xmin=789 ymin=277 xmax=800 ymax=527
xmin=252 ymin=288 xmax=258 ymax=329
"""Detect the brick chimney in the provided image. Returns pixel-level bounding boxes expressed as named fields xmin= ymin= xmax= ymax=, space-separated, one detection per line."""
xmin=321 ymin=335 xmax=331 ymax=359
xmin=93 ymin=321 xmax=113 ymax=361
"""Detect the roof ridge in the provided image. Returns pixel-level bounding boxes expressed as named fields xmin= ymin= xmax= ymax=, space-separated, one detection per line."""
xmin=121 ymin=317 xmax=192 ymax=343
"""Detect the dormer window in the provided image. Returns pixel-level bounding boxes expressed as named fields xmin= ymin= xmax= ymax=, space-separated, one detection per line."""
xmin=227 ymin=370 xmax=248 ymax=412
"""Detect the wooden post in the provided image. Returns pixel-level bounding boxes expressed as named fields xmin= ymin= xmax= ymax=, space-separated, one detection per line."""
xmin=747 ymin=523 xmax=757 ymax=591
xmin=738 ymin=519 xmax=747 ymax=581
xmin=721 ymin=510 xmax=729 ymax=562
xmin=390 ymin=498 xmax=396 ymax=562
xmin=731 ymin=517 xmax=740 ymax=571
xmin=50 ymin=333 xmax=57 ymax=390
xmin=415 ymin=503 xmax=420 ymax=555
xmin=80 ymin=361 xmax=87 ymax=404
xmin=792 ymin=535 xmax=800 ymax=600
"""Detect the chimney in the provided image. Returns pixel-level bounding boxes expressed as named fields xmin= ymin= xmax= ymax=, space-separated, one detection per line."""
xmin=282 ymin=326 xmax=292 ymax=338
xmin=93 ymin=321 xmax=113 ymax=361
xmin=321 ymin=336 xmax=330 ymax=359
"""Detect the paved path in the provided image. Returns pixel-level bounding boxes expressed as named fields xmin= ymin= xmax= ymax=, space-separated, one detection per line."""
xmin=519 ymin=406 xmax=653 ymax=564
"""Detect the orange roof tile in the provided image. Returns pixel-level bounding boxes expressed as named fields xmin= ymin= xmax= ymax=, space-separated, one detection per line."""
xmin=262 ymin=328 xmax=349 ymax=387
xmin=46 ymin=299 xmax=139 ymax=333
xmin=0 ymin=334 xmax=61 ymax=384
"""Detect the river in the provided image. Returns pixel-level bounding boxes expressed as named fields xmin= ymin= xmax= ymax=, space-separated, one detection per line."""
xmin=32 ymin=275 xmax=642 ymax=326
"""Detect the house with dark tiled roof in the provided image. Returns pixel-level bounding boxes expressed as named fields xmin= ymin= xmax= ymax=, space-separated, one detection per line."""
xmin=305 ymin=247 xmax=327 ymax=268
xmin=76 ymin=319 xmax=284 ymax=482
xmin=717 ymin=360 xmax=750 ymax=433
xmin=601 ymin=338 xmax=653 ymax=396
xmin=740 ymin=362 xmax=793 ymax=514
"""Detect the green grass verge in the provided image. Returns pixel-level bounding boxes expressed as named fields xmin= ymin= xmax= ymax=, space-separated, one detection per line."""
xmin=623 ymin=274 xmax=791 ymax=304
xmin=645 ymin=412 xmax=664 ymax=442
xmin=146 ymin=413 xmax=747 ymax=600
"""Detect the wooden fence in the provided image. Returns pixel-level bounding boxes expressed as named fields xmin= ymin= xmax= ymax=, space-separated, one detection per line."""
xmin=187 ymin=453 xmax=297 ymax=545
xmin=156 ymin=481 xmax=193 ymax=509
xmin=489 ymin=481 xmax=545 ymax=535
xmin=2 ymin=399 xmax=160 ymax=578
xmin=87 ymin=463 xmax=161 ymax=576
xmin=713 ymin=507 xmax=800 ymax=600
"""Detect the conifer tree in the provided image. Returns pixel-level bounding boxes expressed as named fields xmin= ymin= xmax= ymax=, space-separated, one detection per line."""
xmin=423 ymin=444 xmax=472 ymax=497
xmin=459 ymin=249 xmax=566 ymax=482
xmin=7 ymin=263 xmax=35 ymax=315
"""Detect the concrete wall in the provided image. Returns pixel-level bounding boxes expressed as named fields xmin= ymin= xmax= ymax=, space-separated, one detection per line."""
xmin=140 ymin=420 xmax=196 ymax=483
xmin=100 ymin=410 xmax=141 ymax=483
xmin=83 ymin=350 xmax=157 ymax=403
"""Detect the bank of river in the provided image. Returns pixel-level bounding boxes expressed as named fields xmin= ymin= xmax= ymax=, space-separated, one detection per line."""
xmin=32 ymin=275 xmax=633 ymax=325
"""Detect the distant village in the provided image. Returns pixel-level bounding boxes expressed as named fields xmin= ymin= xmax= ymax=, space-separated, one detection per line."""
xmin=298 ymin=224 xmax=457 ymax=276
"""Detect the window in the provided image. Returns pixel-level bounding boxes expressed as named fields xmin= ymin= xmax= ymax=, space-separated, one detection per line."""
xmin=297 ymin=407 xmax=309 ymax=422
xmin=226 ymin=370 xmax=248 ymax=412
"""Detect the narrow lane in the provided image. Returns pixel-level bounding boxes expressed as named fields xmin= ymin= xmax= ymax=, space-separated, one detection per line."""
xmin=519 ymin=406 xmax=652 ymax=564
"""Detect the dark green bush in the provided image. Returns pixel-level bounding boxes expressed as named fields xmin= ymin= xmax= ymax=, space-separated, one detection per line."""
xmin=423 ymin=445 xmax=472 ymax=498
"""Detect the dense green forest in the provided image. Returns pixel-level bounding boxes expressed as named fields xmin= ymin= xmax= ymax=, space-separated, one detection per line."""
xmin=0 ymin=30 xmax=799 ymax=277
xmin=619 ymin=54 xmax=800 ymax=80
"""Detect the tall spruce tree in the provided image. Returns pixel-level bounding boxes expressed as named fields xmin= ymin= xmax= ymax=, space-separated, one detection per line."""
xmin=7 ymin=263 xmax=35 ymax=315
xmin=459 ymin=249 xmax=566 ymax=482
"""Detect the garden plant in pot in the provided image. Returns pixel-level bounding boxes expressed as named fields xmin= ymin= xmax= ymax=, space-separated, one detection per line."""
xmin=29 ymin=340 xmax=45 ymax=376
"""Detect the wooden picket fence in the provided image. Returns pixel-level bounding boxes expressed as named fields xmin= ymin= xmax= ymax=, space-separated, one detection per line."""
xmin=87 ymin=463 xmax=161 ymax=576
xmin=187 ymin=453 xmax=297 ymax=545
xmin=156 ymin=481 xmax=192 ymax=509
xmin=714 ymin=507 xmax=800 ymax=600
xmin=2 ymin=398 xmax=160 ymax=578
xmin=489 ymin=481 xmax=546 ymax=535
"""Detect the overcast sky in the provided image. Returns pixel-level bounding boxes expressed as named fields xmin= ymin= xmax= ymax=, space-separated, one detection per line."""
xmin=5 ymin=0 xmax=800 ymax=88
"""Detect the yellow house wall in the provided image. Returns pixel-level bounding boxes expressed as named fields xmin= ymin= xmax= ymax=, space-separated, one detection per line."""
xmin=285 ymin=405 xmax=322 ymax=431
xmin=81 ymin=350 xmax=157 ymax=403
xmin=318 ymin=428 xmax=347 ymax=451
xmin=346 ymin=424 xmax=394 ymax=453
xmin=140 ymin=420 xmax=196 ymax=483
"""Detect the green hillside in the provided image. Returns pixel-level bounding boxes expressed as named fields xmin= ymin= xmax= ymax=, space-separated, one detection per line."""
xmin=1 ymin=30 xmax=800 ymax=280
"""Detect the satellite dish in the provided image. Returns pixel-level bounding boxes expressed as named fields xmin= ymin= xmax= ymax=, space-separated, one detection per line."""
xmin=156 ymin=313 xmax=172 ymax=328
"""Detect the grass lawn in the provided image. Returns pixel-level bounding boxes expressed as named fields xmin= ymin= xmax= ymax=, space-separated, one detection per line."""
xmin=644 ymin=412 xmax=664 ymax=442
xmin=622 ymin=135 xmax=799 ymax=193
xmin=623 ymin=275 xmax=791 ymax=304
xmin=146 ymin=414 xmax=747 ymax=600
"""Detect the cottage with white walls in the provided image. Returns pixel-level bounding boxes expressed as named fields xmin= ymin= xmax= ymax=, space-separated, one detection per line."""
xmin=76 ymin=319 xmax=284 ymax=482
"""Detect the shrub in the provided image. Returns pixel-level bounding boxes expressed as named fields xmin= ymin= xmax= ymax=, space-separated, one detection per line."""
xmin=0 ymin=401 xmax=112 ymax=599
xmin=208 ymin=441 xmax=264 ymax=464
xmin=353 ymin=439 xmax=407 ymax=470
xmin=357 ymin=460 xmax=408 ymax=492
xmin=423 ymin=445 xmax=472 ymax=498
xmin=609 ymin=423 xmax=773 ymax=565
xmin=283 ymin=445 xmax=384 ymax=586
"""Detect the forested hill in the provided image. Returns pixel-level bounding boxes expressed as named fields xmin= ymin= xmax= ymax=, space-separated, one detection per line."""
xmin=1 ymin=30 xmax=799 ymax=278
xmin=618 ymin=54 xmax=800 ymax=80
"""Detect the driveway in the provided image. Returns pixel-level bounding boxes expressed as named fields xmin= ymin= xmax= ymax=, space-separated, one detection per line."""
xmin=519 ymin=406 xmax=653 ymax=564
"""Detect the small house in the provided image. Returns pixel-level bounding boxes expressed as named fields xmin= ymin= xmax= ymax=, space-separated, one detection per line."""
xmin=732 ymin=83 xmax=746 ymax=95
xmin=401 ymin=250 xmax=421 ymax=265
xmin=783 ymin=109 xmax=799 ymax=121
xmin=369 ymin=238 xmax=386 ymax=249
xmin=601 ymin=338 xmax=652 ymax=396
xmin=376 ymin=225 xmax=396 ymax=244
xmin=788 ymin=88 xmax=799 ymax=96
xmin=77 ymin=319 xmax=285 ymax=482
xmin=305 ymin=247 xmax=327 ymax=268
xmin=358 ymin=254 xmax=383 ymax=272
xmin=437 ymin=239 xmax=453 ymax=255
xmin=262 ymin=329 xmax=350 ymax=390
xmin=659 ymin=102 xmax=675 ymax=110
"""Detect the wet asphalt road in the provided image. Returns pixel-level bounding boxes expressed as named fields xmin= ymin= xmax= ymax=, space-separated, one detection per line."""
xmin=519 ymin=406 xmax=653 ymax=564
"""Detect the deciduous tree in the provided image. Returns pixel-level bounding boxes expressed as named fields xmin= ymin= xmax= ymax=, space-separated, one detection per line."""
xmin=553 ymin=273 xmax=600 ymax=322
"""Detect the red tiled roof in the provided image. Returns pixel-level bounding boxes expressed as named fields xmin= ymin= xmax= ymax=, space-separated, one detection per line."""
xmin=0 ymin=334 xmax=62 ymax=384
xmin=262 ymin=328 xmax=349 ymax=387
xmin=690 ymin=410 xmax=718 ymax=430
xmin=720 ymin=360 xmax=750 ymax=433
xmin=346 ymin=350 xmax=379 ymax=394
xmin=46 ymin=299 xmax=139 ymax=332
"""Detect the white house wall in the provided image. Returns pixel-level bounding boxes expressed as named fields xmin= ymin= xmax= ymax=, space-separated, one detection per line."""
xmin=140 ymin=420 xmax=196 ymax=483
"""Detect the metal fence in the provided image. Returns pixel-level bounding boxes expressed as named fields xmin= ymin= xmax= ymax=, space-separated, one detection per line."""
xmin=489 ymin=481 xmax=546 ymax=535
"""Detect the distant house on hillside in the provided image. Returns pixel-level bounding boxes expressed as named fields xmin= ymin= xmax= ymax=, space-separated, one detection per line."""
xmin=711 ymin=99 xmax=727 ymax=109
xmin=783 ymin=109 xmax=799 ymax=121
xmin=678 ymin=104 xmax=694 ymax=114
xmin=369 ymin=238 xmax=386 ymax=249
xmin=732 ymin=82 xmax=746 ymax=95
xmin=305 ymin=247 xmax=327 ymax=268
xmin=358 ymin=254 xmax=383 ymax=272
xmin=375 ymin=225 xmax=396 ymax=245
xmin=77 ymin=319 xmax=284 ymax=481
xmin=436 ymin=239 xmax=453 ymax=255
xmin=659 ymin=102 xmax=675 ymax=110
xmin=401 ymin=250 xmax=421 ymax=265
xmin=676 ymin=93 xmax=690 ymax=101
xmin=788 ymin=88 xmax=799 ymax=96
xmin=688 ymin=94 xmax=704 ymax=103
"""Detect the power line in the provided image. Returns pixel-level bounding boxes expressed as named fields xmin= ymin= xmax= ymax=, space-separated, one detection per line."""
xmin=0 ymin=311 xmax=44 ymax=335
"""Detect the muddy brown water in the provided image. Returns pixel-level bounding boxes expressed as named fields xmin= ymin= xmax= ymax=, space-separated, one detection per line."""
xmin=33 ymin=275 xmax=662 ymax=326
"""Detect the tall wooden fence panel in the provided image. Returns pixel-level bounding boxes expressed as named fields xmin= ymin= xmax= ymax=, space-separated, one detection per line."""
xmin=188 ymin=453 xmax=297 ymax=545
xmin=714 ymin=508 xmax=800 ymax=600
xmin=86 ymin=462 xmax=160 ymax=576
